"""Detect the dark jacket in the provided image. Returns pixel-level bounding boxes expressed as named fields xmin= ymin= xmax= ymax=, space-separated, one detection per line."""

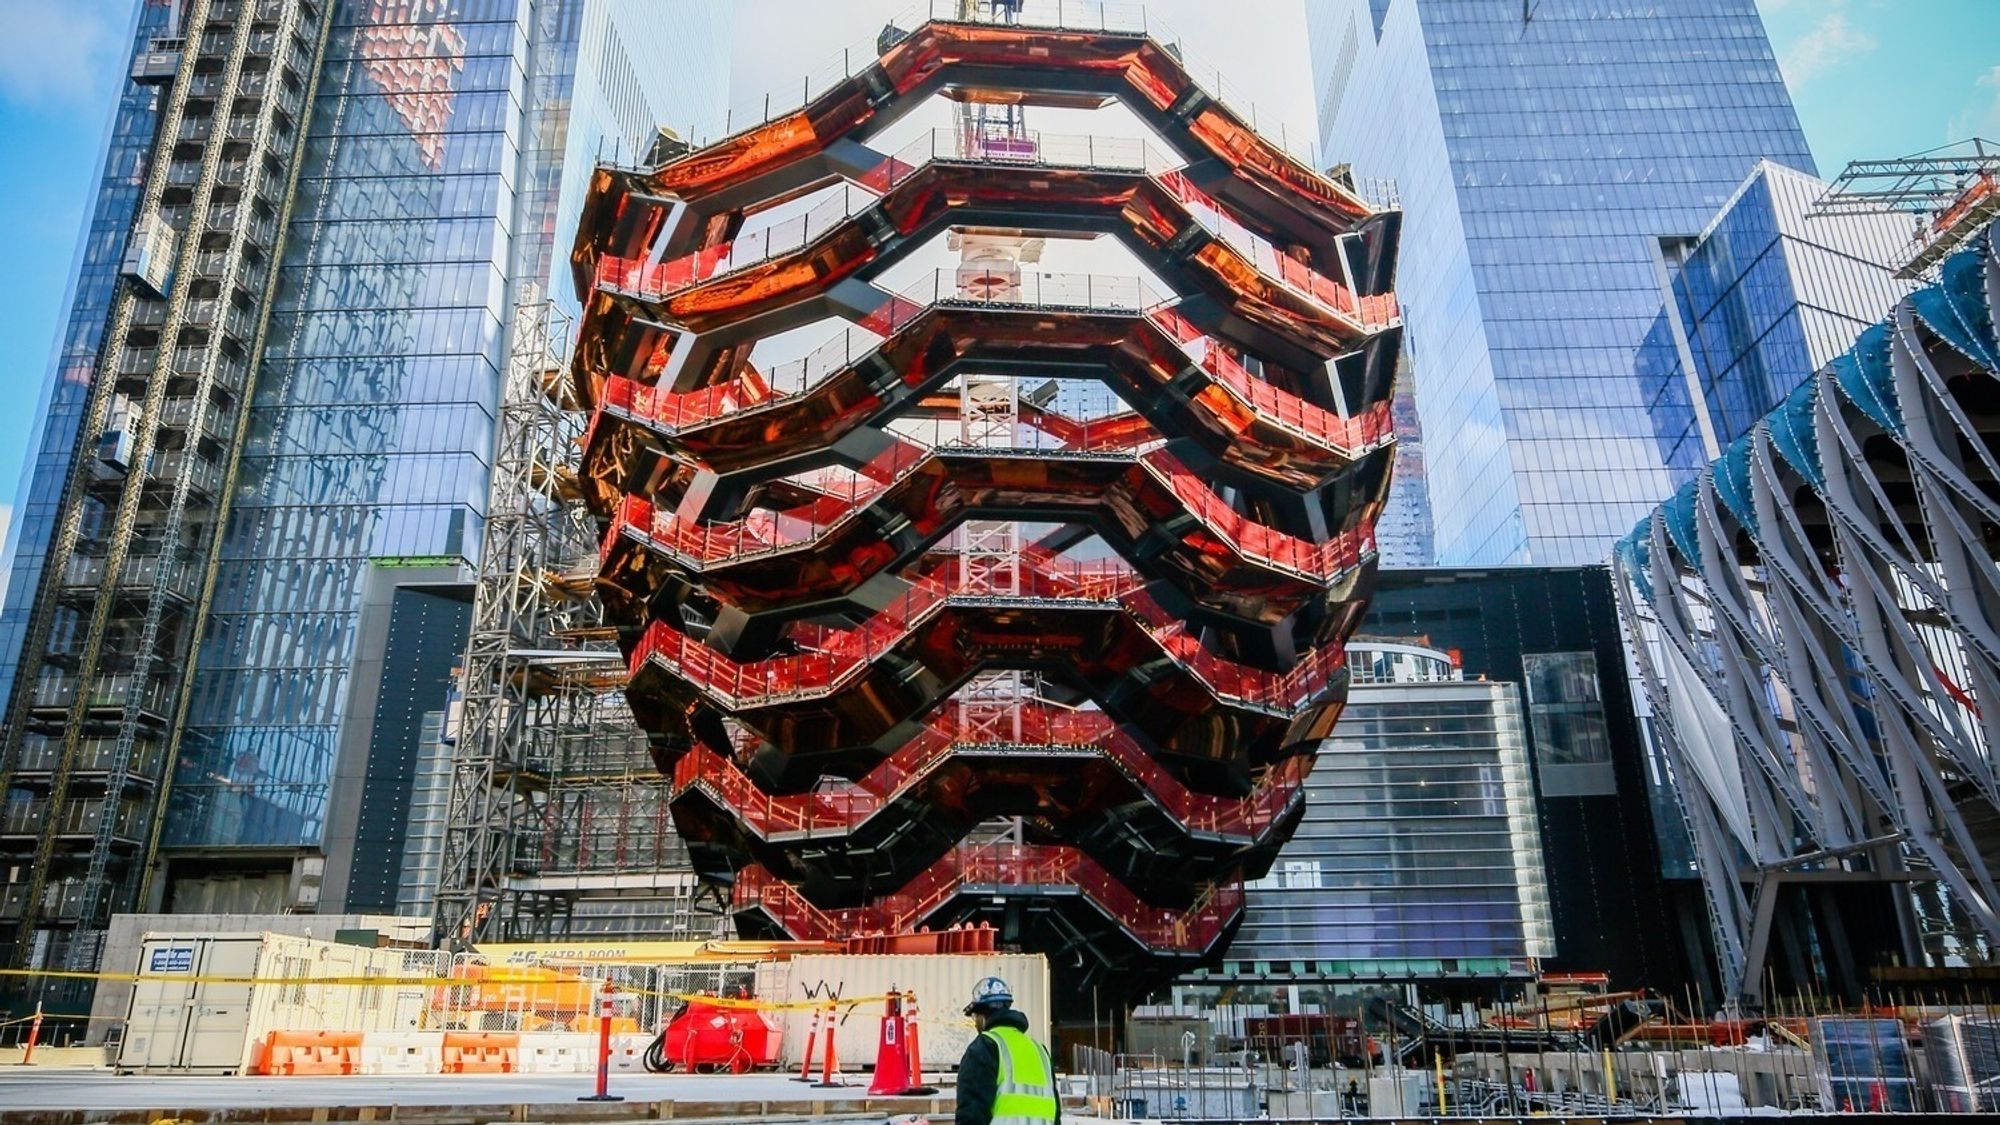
xmin=955 ymin=1008 xmax=1059 ymax=1125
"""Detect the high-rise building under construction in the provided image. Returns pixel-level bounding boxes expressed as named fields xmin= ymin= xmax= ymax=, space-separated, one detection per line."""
xmin=571 ymin=2 xmax=1401 ymax=998
xmin=0 ymin=0 xmax=728 ymax=1013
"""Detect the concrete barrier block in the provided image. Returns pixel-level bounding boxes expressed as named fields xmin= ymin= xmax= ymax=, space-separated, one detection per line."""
xmin=358 ymin=1031 xmax=444 ymax=1075
xmin=517 ymin=1031 xmax=595 ymax=1074
xmin=609 ymin=1030 xmax=654 ymax=1073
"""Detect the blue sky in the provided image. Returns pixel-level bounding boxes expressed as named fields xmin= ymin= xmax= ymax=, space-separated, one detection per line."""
xmin=0 ymin=0 xmax=1995 ymax=552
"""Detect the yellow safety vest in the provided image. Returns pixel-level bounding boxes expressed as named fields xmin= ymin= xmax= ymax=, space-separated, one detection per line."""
xmin=984 ymin=1025 xmax=1058 ymax=1125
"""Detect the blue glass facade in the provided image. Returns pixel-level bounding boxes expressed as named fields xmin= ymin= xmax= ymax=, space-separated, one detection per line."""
xmin=1309 ymin=0 xmax=1815 ymax=566
xmin=1376 ymin=369 xmax=1434 ymax=568
xmin=0 ymin=1 xmax=173 ymax=711
xmin=166 ymin=0 xmax=729 ymax=849
xmin=1638 ymin=160 xmax=1913 ymax=483
xmin=1227 ymin=650 xmax=1553 ymax=972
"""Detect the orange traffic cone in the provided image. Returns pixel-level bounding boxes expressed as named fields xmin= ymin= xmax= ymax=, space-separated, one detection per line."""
xmin=814 ymin=1001 xmax=847 ymax=1087
xmin=902 ymin=989 xmax=938 ymax=1096
xmin=869 ymin=992 xmax=913 ymax=1095
xmin=796 ymin=1002 xmax=822 ymax=1082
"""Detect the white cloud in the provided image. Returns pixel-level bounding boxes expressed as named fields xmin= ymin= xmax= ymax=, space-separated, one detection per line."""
xmin=0 ymin=0 xmax=127 ymax=106
xmin=1779 ymin=10 xmax=1877 ymax=87
xmin=1947 ymin=65 xmax=2000 ymax=144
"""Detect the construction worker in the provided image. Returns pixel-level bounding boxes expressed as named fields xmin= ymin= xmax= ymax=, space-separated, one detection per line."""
xmin=955 ymin=976 xmax=1059 ymax=1125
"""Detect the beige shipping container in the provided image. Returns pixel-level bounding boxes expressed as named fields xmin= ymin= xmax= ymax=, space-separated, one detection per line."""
xmin=118 ymin=931 xmax=420 ymax=1074
xmin=756 ymin=953 xmax=1049 ymax=1072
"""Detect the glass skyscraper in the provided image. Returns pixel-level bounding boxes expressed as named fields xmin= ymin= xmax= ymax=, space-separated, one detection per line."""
xmin=0 ymin=0 xmax=179 ymax=719
xmin=1639 ymin=159 xmax=1914 ymax=483
xmin=167 ymin=0 xmax=728 ymax=862
xmin=0 ymin=0 xmax=727 ymax=1003
xmin=1308 ymin=0 xmax=1816 ymax=565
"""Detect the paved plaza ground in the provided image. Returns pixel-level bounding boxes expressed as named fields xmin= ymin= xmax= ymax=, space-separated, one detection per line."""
xmin=0 ymin=1067 xmax=954 ymax=1117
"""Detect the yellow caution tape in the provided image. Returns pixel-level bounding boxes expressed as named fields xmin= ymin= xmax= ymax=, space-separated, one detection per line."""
xmin=0 ymin=967 xmax=464 ymax=988
xmin=0 ymin=966 xmax=906 ymax=1014
xmin=626 ymin=987 xmax=899 ymax=1012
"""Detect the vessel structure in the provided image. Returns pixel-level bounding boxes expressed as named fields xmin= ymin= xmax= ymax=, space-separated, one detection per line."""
xmin=568 ymin=4 xmax=1402 ymax=991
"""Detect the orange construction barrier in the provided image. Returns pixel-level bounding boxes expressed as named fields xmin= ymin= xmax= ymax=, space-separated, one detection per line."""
xmin=866 ymin=990 xmax=939 ymax=1096
xmin=813 ymin=1001 xmax=845 ymax=1088
xmin=258 ymin=1030 xmax=363 ymax=1076
xmin=443 ymin=1031 xmax=521 ymax=1074
xmin=577 ymin=1014 xmax=640 ymax=1035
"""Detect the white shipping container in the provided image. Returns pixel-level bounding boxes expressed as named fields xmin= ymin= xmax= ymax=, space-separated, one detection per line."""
xmin=117 ymin=931 xmax=417 ymax=1074
xmin=756 ymin=952 xmax=1049 ymax=1072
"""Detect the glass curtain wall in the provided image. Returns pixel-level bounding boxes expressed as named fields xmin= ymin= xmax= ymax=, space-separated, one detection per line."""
xmin=172 ymin=0 xmax=525 ymax=846
xmin=1310 ymin=0 xmax=1815 ymax=565
xmin=169 ymin=0 xmax=731 ymax=852
xmin=0 ymin=2 xmax=173 ymax=706
xmin=1639 ymin=161 xmax=1914 ymax=482
xmin=1231 ymin=679 xmax=1553 ymax=973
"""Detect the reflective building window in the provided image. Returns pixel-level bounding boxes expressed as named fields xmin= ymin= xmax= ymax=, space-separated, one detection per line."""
xmin=1227 ymin=647 xmax=1555 ymax=975
xmin=1639 ymin=161 xmax=1914 ymax=480
xmin=1521 ymin=652 xmax=1610 ymax=765
xmin=0 ymin=1 xmax=174 ymax=707
xmin=1309 ymin=0 xmax=1817 ymax=565
xmin=167 ymin=0 xmax=730 ymax=849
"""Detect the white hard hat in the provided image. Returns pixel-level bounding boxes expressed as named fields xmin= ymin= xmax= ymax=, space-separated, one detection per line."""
xmin=965 ymin=975 xmax=1014 ymax=1014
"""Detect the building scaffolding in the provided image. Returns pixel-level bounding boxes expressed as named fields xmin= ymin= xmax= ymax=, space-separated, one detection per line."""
xmin=431 ymin=301 xmax=722 ymax=948
xmin=1811 ymin=138 xmax=1999 ymax=278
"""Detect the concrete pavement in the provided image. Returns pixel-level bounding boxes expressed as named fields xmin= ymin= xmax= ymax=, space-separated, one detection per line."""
xmin=0 ymin=1068 xmax=957 ymax=1120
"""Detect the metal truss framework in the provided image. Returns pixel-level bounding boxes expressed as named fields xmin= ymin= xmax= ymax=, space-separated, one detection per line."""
xmin=431 ymin=303 xmax=723 ymax=948
xmin=567 ymin=5 xmax=1401 ymax=991
xmin=1614 ymin=221 xmax=2000 ymax=1003
xmin=433 ymin=302 xmax=581 ymax=944
xmin=1812 ymin=138 xmax=2000 ymax=279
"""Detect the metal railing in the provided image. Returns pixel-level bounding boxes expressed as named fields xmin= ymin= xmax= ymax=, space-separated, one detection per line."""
xmin=585 ymin=302 xmax=1391 ymax=470
xmin=1151 ymin=306 xmax=1396 ymax=453
xmin=1156 ymin=168 xmax=1396 ymax=327
xmin=606 ymin=431 xmax=1372 ymax=588
xmin=625 ymin=545 xmax=1350 ymax=715
xmin=595 ymin=137 xmax=1387 ymax=336
xmin=735 ymin=841 xmax=1243 ymax=953
xmin=596 ymin=129 xmax=1174 ymax=300
xmin=657 ymin=0 xmax=1328 ymax=175
xmin=675 ymin=702 xmax=1308 ymax=842
xmin=594 ymin=264 xmax=1169 ymax=419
